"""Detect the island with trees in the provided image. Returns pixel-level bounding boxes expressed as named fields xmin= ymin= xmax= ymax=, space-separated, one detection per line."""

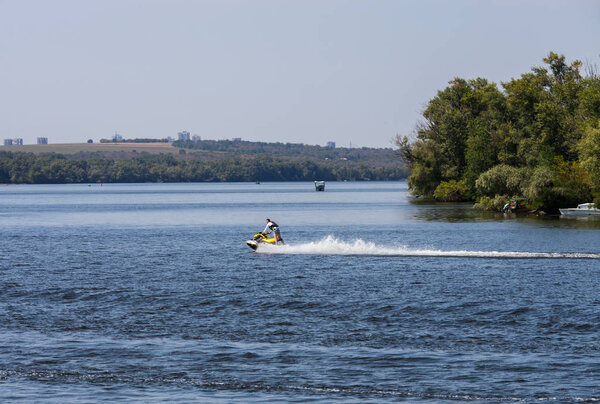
xmin=397 ymin=52 xmax=600 ymax=213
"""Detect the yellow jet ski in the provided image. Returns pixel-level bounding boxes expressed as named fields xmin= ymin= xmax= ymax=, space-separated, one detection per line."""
xmin=245 ymin=232 xmax=277 ymax=250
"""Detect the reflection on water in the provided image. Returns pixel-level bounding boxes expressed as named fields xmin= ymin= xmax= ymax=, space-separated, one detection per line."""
xmin=410 ymin=203 xmax=484 ymax=222
xmin=409 ymin=200 xmax=600 ymax=229
xmin=558 ymin=214 xmax=600 ymax=228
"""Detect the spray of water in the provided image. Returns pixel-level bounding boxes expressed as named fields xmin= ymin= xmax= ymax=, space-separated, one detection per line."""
xmin=255 ymin=235 xmax=600 ymax=259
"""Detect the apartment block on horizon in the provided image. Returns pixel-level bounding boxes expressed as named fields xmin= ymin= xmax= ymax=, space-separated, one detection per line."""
xmin=37 ymin=137 xmax=48 ymax=144
xmin=4 ymin=139 xmax=13 ymax=146
xmin=178 ymin=131 xmax=190 ymax=141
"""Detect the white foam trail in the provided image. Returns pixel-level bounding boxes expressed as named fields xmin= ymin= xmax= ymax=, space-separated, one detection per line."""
xmin=255 ymin=235 xmax=600 ymax=259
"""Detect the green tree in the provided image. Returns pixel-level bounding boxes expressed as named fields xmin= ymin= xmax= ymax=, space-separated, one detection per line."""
xmin=475 ymin=164 xmax=528 ymax=197
xmin=577 ymin=123 xmax=600 ymax=193
xmin=399 ymin=52 xmax=600 ymax=211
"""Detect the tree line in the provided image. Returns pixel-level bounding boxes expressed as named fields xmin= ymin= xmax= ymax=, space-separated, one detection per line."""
xmin=397 ymin=52 xmax=600 ymax=212
xmin=0 ymin=152 xmax=407 ymax=184
xmin=172 ymin=139 xmax=399 ymax=165
xmin=99 ymin=138 xmax=170 ymax=143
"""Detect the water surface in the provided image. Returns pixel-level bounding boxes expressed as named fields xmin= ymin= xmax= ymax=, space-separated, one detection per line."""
xmin=1 ymin=182 xmax=599 ymax=402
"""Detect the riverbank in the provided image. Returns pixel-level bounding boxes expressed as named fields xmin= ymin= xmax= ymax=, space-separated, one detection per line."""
xmin=0 ymin=149 xmax=407 ymax=183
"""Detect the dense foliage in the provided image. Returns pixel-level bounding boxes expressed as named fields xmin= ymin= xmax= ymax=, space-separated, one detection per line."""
xmin=173 ymin=139 xmax=399 ymax=166
xmin=0 ymin=152 xmax=407 ymax=183
xmin=397 ymin=52 xmax=600 ymax=212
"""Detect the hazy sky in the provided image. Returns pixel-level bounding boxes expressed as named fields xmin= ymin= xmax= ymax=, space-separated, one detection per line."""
xmin=2 ymin=0 xmax=600 ymax=147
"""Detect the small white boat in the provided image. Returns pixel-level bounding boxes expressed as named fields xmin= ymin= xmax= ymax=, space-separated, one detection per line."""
xmin=559 ymin=203 xmax=600 ymax=216
xmin=314 ymin=181 xmax=325 ymax=191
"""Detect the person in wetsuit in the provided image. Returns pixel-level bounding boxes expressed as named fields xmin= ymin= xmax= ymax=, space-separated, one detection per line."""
xmin=263 ymin=218 xmax=285 ymax=245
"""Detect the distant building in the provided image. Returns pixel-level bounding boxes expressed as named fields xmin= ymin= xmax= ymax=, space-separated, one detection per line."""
xmin=232 ymin=137 xmax=242 ymax=142
xmin=178 ymin=131 xmax=191 ymax=141
xmin=13 ymin=138 xmax=23 ymax=145
xmin=37 ymin=137 xmax=48 ymax=144
xmin=191 ymin=135 xmax=201 ymax=143
xmin=4 ymin=139 xmax=13 ymax=146
xmin=112 ymin=132 xmax=123 ymax=142
xmin=326 ymin=141 xmax=336 ymax=148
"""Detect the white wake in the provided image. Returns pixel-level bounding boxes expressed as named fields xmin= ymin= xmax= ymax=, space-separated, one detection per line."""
xmin=255 ymin=235 xmax=600 ymax=259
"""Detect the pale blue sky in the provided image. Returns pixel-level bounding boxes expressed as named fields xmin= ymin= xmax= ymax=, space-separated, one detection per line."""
xmin=1 ymin=0 xmax=599 ymax=147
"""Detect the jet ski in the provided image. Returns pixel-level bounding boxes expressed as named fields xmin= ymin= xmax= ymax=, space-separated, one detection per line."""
xmin=245 ymin=232 xmax=277 ymax=250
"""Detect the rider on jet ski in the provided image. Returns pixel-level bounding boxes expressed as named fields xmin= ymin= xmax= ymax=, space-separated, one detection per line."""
xmin=263 ymin=218 xmax=285 ymax=245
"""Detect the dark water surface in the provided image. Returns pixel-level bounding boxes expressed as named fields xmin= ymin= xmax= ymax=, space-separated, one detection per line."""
xmin=1 ymin=182 xmax=599 ymax=402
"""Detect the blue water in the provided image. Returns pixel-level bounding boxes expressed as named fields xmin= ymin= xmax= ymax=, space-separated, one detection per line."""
xmin=1 ymin=182 xmax=599 ymax=402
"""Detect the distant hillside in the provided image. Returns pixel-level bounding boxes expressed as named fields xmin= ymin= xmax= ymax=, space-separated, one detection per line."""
xmin=172 ymin=139 xmax=399 ymax=166
xmin=1 ymin=142 xmax=180 ymax=156
xmin=3 ymin=140 xmax=401 ymax=166
xmin=0 ymin=140 xmax=408 ymax=183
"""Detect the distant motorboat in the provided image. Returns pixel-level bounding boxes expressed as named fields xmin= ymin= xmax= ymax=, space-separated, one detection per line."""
xmin=314 ymin=181 xmax=325 ymax=191
xmin=559 ymin=203 xmax=600 ymax=216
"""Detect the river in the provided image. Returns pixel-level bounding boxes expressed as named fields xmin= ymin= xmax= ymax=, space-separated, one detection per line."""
xmin=1 ymin=181 xmax=599 ymax=402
